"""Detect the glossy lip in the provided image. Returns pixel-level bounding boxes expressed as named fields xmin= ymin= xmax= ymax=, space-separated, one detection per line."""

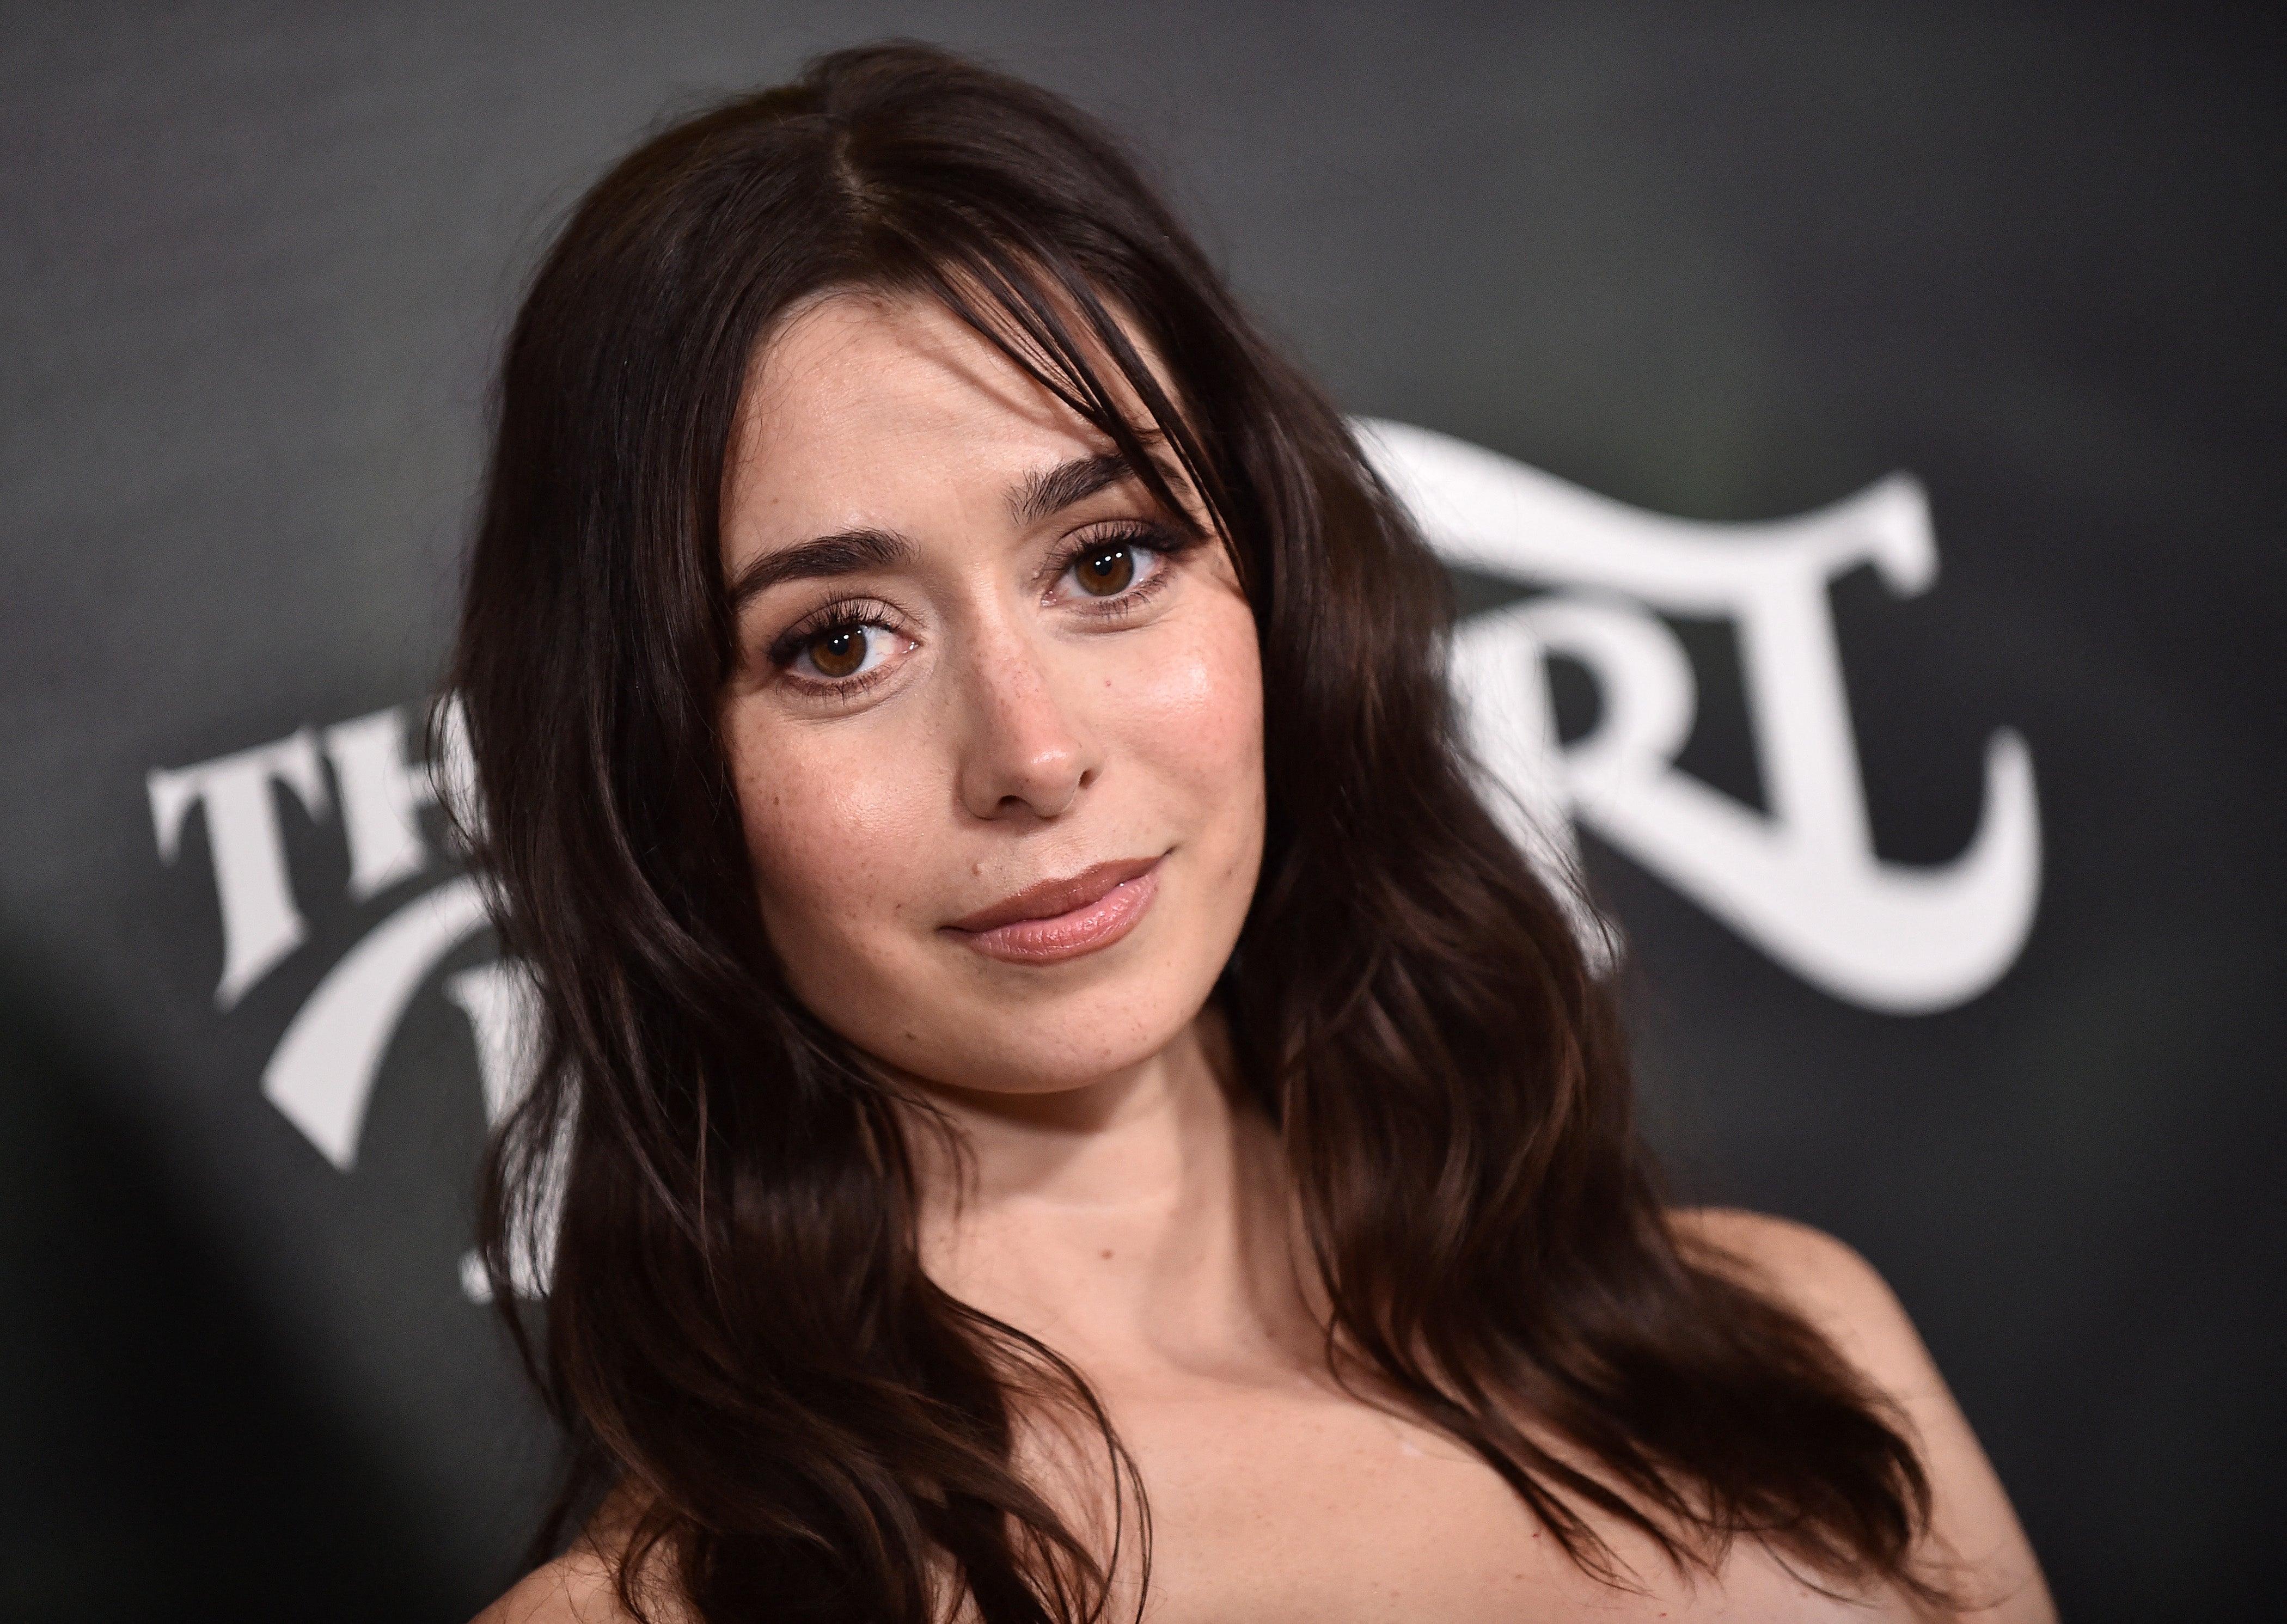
xmin=942 ymin=855 xmax=1164 ymax=965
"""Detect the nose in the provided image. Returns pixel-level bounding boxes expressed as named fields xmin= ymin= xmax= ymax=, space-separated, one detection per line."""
xmin=953 ymin=621 xmax=1100 ymax=822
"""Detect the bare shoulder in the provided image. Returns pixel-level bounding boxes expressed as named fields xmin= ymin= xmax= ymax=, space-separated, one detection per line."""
xmin=1673 ymin=1208 xmax=1931 ymax=1394
xmin=1672 ymin=1208 xmax=2056 ymax=1623
xmin=472 ymin=1482 xmax=678 ymax=1624
xmin=470 ymin=1549 xmax=634 ymax=1624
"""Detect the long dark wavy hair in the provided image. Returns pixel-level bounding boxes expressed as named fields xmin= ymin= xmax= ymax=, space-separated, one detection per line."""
xmin=448 ymin=40 xmax=1937 ymax=1624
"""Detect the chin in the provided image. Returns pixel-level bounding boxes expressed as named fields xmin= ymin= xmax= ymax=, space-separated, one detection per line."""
xmin=916 ymin=1004 xmax=1203 ymax=1097
xmin=804 ymin=959 xmax=1209 ymax=1099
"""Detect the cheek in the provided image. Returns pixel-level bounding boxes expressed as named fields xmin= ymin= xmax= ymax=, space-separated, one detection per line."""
xmin=1115 ymin=597 xmax=1267 ymax=837
xmin=726 ymin=718 xmax=936 ymax=950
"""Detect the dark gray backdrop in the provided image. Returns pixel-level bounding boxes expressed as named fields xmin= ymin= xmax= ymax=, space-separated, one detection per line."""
xmin=4 ymin=3 xmax=2280 ymax=1620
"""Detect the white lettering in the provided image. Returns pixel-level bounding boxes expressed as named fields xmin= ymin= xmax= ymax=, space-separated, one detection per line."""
xmin=1360 ymin=418 xmax=2041 ymax=1014
xmin=261 ymin=877 xmax=490 ymax=1168
xmin=442 ymin=958 xmax=541 ymax=1126
xmin=148 ymin=728 xmax=332 ymax=1008
xmin=322 ymin=707 xmax=436 ymax=900
xmin=429 ymin=694 xmax=483 ymax=852
xmin=445 ymin=960 xmax=555 ymax=1303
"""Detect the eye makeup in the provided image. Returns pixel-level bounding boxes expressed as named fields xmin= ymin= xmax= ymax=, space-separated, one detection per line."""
xmin=755 ymin=513 xmax=1209 ymax=700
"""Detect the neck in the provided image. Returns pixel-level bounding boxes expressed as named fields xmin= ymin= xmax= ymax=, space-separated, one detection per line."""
xmin=904 ymin=1008 xmax=1317 ymax=1379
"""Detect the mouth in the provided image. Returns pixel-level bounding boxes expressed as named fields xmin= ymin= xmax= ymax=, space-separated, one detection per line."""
xmin=941 ymin=854 xmax=1164 ymax=965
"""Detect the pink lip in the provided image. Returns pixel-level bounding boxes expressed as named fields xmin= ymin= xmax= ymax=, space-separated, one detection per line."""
xmin=943 ymin=856 xmax=1163 ymax=964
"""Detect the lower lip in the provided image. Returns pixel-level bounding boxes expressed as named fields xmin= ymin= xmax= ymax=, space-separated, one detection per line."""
xmin=947 ymin=867 xmax=1160 ymax=965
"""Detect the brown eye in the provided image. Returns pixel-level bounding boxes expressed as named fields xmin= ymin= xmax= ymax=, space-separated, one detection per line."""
xmin=806 ymin=627 xmax=868 ymax=679
xmin=1073 ymin=544 xmax=1136 ymax=597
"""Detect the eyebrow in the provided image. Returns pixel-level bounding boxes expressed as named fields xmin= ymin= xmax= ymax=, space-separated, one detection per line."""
xmin=725 ymin=526 xmax=917 ymax=610
xmin=1010 ymin=448 xmax=1158 ymax=529
xmin=726 ymin=439 xmax=1189 ymax=612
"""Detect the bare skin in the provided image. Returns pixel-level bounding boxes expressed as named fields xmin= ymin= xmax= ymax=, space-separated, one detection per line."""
xmin=478 ymin=292 xmax=2052 ymax=1624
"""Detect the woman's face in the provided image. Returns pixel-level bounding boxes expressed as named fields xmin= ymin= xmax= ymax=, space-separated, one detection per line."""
xmin=719 ymin=291 xmax=1266 ymax=1096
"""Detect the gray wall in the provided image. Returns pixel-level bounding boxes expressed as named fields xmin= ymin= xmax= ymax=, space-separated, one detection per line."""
xmin=3 ymin=3 xmax=2280 ymax=1618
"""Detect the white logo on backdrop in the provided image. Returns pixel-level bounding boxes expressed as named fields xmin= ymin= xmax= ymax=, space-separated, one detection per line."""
xmin=148 ymin=704 xmax=538 ymax=1174
xmin=148 ymin=422 xmax=2039 ymax=1284
xmin=1356 ymin=419 xmax=2039 ymax=1015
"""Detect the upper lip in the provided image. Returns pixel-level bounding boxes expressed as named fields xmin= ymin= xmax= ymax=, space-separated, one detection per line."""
xmin=944 ymin=855 xmax=1161 ymax=933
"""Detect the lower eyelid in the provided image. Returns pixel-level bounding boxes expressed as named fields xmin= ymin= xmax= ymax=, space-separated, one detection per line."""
xmin=777 ymin=624 xmax=914 ymax=688
xmin=1078 ymin=561 xmax=1176 ymax=615
xmin=1061 ymin=538 xmax=1180 ymax=600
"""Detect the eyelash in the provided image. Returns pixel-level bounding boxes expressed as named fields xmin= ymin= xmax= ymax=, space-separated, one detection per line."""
xmin=766 ymin=596 xmax=909 ymax=695
xmin=765 ymin=519 xmax=1200 ymax=696
xmin=1046 ymin=519 xmax=1196 ymax=618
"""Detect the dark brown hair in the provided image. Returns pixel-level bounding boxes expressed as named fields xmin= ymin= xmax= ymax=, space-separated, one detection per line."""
xmin=450 ymin=40 xmax=1935 ymax=1623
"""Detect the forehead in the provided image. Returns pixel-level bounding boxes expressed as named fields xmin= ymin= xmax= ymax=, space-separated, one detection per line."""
xmin=726 ymin=292 xmax=1122 ymax=531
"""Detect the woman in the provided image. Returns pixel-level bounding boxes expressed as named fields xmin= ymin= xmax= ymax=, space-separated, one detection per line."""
xmin=462 ymin=42 xmax=2050 ymax=1624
